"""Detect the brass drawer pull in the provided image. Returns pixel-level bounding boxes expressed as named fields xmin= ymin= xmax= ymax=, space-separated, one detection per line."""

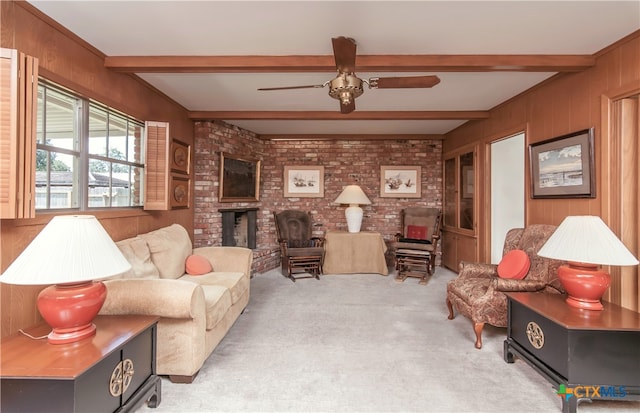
xmin=526 ymin=321 xmax=544 ymax=349
xmin=109 ymin=358 xmax=135 ymax=397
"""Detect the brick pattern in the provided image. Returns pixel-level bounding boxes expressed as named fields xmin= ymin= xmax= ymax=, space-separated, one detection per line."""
xmin=194 ymin=121 xmax=443 ymax=274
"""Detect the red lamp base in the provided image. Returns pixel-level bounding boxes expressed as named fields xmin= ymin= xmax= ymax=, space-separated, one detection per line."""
xmin=557 ymin=262 xmax=610 ymax=311
xmin=37 ymin=281 xmax=107 ymax=344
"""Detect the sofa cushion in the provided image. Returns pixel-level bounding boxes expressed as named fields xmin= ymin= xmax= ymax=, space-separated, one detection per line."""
xmin=116 ymin=237 xmax=159 ymax=279
xmin=140 ymin=224 xmax=192 ymax=279
xmin=200 ymin=285 xmax=232 ymax=330
xmin=180 ymin=271 xmax=248 ymax=305
xmin=497 ymin=249 xmax=530 ymax=280
xmin=186 ymin=254 xmax=213 ymax=275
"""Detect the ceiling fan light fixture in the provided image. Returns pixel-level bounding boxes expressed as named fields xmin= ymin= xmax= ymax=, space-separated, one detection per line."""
xmin=328 ymin=73 xmax=364 ymax=102
xmin=339 ymin=91 xmax=353 ymax=105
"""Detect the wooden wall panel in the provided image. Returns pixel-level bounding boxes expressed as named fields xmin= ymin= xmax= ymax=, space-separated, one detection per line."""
xmin=444 ymin=32 xmax=640 ymax=308
xmin=1 ymin=1 xmax=195 ymax=337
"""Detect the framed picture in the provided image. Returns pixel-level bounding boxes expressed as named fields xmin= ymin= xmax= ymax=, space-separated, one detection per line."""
xmin=219 ymin=153 xmax=261 ymax=202
xmin=170 ymin=139 xmax=190 ymax=175
xmin=380 ymin=165 xmax=422 ymax=198
xmin=284 ymin=166 xmax=324 ymax=198
xmin=529 ymin=128 xmax=595 ymax=199
xmin=462 ymin=165 xmax=474 ymax=199
xmin=170 ymin=174 xmax=190 ymax=209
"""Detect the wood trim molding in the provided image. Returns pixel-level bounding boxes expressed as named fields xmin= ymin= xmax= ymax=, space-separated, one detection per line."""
xmin=261 ymin=134 xmax=444 ymax=141
xmin=188 ymin=111 xmax=489 ymax=121
xmin=105 ymin=54 xmax=595 ymax=73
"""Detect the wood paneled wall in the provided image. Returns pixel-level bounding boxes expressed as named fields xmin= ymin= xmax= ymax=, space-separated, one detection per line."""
xmin=443 ymin=30 xmax=640 ymax=310
xmin=0 ymin=1 xmax=195 ymax=337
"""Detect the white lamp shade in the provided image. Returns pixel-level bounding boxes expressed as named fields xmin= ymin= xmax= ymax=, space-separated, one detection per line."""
xmin=537 ymin=215 xmax=639 ymax=266
xmin=334 ymin=185 xmax=371 ymax=206
xmin=1 ymin=215 xmax=131 ymax=285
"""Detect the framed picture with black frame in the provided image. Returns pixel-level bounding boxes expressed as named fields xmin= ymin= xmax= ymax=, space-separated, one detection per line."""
xmin=529 ymin=128 xmax=595 ymax=199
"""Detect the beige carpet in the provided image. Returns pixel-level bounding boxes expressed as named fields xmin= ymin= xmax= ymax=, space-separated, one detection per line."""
xmin=137 ymin=267 xmax=639 ymax=413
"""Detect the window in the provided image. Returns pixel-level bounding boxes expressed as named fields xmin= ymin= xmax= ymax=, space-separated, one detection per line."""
xmin=36 ymin=81 xmax=145 ymax=210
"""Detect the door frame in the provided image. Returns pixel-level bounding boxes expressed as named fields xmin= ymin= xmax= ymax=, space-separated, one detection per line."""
xmin=482 ymin=124 xmax=529 ymax=263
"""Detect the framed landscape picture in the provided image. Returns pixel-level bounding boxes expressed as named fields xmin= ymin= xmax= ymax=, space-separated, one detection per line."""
xmin=219 ymin=153 xmax=261 ymax=202
xmin=529 ymin=128 xmax=595 ymax=199
xmin=284 ymin=166 xmax=324 ymax=198
xmin=380 ymin=165 xmax=421 ymax=198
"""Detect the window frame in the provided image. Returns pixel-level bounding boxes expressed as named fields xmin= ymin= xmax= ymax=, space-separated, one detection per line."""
xmin=35 ymin=80 xmax=145 ymax=212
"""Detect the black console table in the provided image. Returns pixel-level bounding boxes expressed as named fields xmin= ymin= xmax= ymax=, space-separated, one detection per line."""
xmin=1 ymin=315 xmax=161 ymax=412
xmin=504 ymin=292 xmax=640 ymax=413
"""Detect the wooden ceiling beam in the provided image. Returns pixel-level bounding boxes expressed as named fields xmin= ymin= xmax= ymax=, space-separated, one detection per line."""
xmin=260 ymin=134 xmax=445 ymax=141
xmin=105 ymin=54 xmax=594 ymax=73
xmin=188 ymin=110 xmax=490 ymax=121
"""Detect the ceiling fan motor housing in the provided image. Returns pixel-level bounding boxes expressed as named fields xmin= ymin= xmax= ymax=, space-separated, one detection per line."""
xmin=328 ymin=73 xmax=364 ymax=104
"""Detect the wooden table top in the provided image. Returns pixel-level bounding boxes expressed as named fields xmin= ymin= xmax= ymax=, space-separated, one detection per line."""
xmin=506 ymin=292 xmax=640 ymax=331
xmin=0 ymin=315 xmax=158 ymax=379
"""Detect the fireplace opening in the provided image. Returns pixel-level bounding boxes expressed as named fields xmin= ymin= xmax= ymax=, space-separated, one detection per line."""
xmin=219 ymin=208 xmax=257 ymax=249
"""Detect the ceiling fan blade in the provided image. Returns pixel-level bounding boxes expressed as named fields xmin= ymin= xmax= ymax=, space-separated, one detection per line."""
xmin=369 ymin=75 xmax=441 ymax=89
xmin=332 ymin=36 xmax=357 ymax=73
xmin=258 ymin=84 xmax=325 ymax=91
xmin=340 ymin=99 xmax=355 ymax=114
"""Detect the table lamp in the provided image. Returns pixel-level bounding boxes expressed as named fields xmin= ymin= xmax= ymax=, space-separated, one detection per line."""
xmin=0 ymin=215 xmax=131 ymax=344
xmin=537 ymin=215 xmax=638 ymax=310
xmin=334 ymin=184 xmax=371 ymax=233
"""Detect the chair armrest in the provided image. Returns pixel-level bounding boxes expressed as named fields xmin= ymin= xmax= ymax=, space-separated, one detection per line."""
xmin=492 ymin=277 xmax=548 ymax=292
xmin=457 ymin=261 xmax=497 ymax=280
xmin=100 ymin=279 xmax=205 ymax=319
xmin=192 ymin=246 xmax=253 ymax=276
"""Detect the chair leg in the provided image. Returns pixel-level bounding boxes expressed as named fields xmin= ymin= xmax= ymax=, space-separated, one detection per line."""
xmin=287 ymin=261 xmax=296 ymax=282
xmin=473 ymin=322 xmax=485 ymax=349
xmin=446 ymin=297 xmax=455 ymax=320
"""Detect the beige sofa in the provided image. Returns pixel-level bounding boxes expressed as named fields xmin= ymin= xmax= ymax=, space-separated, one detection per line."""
xmin=99 ymin=224 xmax=252 ymax=383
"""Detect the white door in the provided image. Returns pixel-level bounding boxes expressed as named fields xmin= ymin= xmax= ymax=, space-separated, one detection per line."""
xmin=490 ymin=133 xmax=525 ymax=264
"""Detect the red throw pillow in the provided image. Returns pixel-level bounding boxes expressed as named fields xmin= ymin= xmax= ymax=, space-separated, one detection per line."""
xmin=497 ymin=250 xmax=530 ymax=280
xmin=185 ymin=254 xmax=213 ymax=275
xmin=406 ymin=225 xmax=428 ymax=240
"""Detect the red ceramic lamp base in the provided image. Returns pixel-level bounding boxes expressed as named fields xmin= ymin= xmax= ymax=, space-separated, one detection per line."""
xmin=37 ymin=281 xmax=107 ymax=344
xmin=557 ymin=262 xmax=610 ymax=311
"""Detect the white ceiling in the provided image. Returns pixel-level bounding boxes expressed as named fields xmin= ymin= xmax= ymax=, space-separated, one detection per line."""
xmin=28 ymin=1 xmax=640 ymax=138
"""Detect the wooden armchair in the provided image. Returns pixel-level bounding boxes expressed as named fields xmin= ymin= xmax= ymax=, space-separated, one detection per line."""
xmin=446 ymin=224 xmax=564 ymax=349
xmin=392 ymin=207 xmax=442 ymax=284
xmin=273 ymin=210 xmax=325 ymax=282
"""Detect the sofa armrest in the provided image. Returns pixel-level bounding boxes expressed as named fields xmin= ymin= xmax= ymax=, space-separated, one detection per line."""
xmin=457 ymin=261 xmax=497 ymax=280
xmin=192 ymin=246 xmax=253 ymax=276
xmin=100 ymin=278 xmax=205 ymax=319
xmin=492 ymin=277 xmax=548 ymax=292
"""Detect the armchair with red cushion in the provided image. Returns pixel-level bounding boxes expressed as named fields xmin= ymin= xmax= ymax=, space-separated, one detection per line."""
xmin=446 ymin=224 xmax=564 ymax=349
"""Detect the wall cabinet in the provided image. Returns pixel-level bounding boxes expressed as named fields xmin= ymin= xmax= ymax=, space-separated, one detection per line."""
xmin=443 ymin=149 xmax=478 ymax=271
xmin=442 ymin=230 xmax=477 ymax=271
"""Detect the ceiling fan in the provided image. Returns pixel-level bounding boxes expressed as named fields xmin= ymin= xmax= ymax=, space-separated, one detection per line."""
xmin=258 ymin=36 xmax=441 ymax=114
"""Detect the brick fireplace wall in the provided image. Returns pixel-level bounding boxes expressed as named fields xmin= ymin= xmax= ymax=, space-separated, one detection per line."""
xmin=194 ymin=120 xmax=443 ymax=275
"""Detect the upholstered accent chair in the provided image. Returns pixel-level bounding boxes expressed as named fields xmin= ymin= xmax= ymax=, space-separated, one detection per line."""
xmin=446 ymin=224 xmax=564 ymax=349
xmin=392 ymin=207 xmax=442 ymax=284
xmin=273 ymin=210 xmax=325 ymax=282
